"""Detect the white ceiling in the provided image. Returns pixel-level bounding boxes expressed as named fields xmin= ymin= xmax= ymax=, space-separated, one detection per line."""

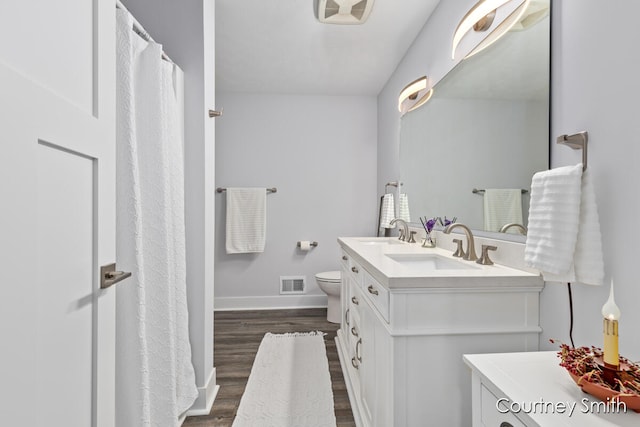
xmin=215 ymin=0 xmax=441 ymax=96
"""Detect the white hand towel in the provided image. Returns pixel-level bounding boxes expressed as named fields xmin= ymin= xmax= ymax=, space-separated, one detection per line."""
xmin=573 ymin=169 xmax=605 ymax=285
xmin=226 ymin=188 xmax=267 ymax=254
xmin=524 ymin=164 xmax=604 ymax=285
xmin=398 ymin=193 xmax=411 ymax=223
xmin=483 ymin=189 xmax=523 ymax=232
xmin=379 ymin=193 xmax=395 ymax=229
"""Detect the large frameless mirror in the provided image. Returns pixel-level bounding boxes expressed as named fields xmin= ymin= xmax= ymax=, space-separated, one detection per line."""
xmin=399 ymin=0 xmax=550 ymax=241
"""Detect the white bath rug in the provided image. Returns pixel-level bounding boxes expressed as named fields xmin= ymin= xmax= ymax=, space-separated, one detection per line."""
xmin=232 ymin=331 xmax=337 ymax=427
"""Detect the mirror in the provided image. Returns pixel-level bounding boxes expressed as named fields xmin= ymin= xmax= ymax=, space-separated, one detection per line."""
xmin=399 ymin=1 xmax=550 ymax=241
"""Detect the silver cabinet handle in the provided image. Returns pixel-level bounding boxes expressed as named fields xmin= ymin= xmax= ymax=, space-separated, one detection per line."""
xmin=345 ymin=308 xmax=350 ymax=326
xmin=351 ymin=266 xmax=359 ymax=273
xmin=356 ymin=338 xmax=362 ymax=362
xmin=351 ymin=296 xmax=359 ymax=305
xmin=500 ymin=423 xmax=513 ymax=427
xmin=100 ymin=263 xmax=132 ymax=289
xmin=351 ymin=357 xmax=359 ymax=369
xmin=351 ymin=326 xmax=359 ymax=337
xmin=367 ymin=285 xmax=379 ymax=296
xmin=342 ymin=255 xmax=348 ymax=261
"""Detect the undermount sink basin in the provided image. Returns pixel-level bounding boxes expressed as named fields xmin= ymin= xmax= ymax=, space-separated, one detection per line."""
xmin=355 ymin=238 xmax=405 ymax=246
xmin=385 ymin=253 xmax=480 ymax=270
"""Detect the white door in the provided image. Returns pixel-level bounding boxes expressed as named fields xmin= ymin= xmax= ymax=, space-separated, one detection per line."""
xmin=0 ymin=1 xmax=117 ymax=426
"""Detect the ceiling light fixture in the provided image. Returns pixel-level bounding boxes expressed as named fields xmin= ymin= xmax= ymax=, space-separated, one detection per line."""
xmin=315 ymin=0 xmax=375 ymax=25
xmin=452 ymin=0 xmax=531 ymax=60
xmin=398 ymin=76 xmax=433 ymax=115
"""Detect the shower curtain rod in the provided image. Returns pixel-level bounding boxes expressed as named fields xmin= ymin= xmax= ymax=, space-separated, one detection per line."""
xmin=115 ymin=0 xmax=175 ymax=65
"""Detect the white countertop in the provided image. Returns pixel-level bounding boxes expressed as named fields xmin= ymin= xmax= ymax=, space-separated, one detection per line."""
xmin=338 ymin=236 xmax=542 ymax=289
xmin=464 ymin=351 xmax=640 ymax=426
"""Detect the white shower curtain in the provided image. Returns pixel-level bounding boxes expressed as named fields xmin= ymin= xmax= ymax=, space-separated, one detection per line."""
xmin=115 ymin=9 xmax=197 ymax=427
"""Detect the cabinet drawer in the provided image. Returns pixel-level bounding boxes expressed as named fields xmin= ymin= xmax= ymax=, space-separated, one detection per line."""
xmin=348 ymin=259 xmax=364 ymax=287
xmin=340 ymin=249 xmax=350 ymax=269
xmin=362 ymin=270 xmax=389 ymax=322
xmin=349 ymin=285 xmax=362 ymax=312
xmin=481 ymin=385 xmax=526 ymax=427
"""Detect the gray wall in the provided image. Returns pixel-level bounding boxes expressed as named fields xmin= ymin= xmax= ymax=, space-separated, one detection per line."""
xmin=121 ymin=0 xmax=217 ymax=413
xmin=379 ymin=0 xmax=640 ymax=360
xmin=542 ymin=0 xmax=640 ymax=358
xmin=214 ymin=93 xmax=378 ymax=309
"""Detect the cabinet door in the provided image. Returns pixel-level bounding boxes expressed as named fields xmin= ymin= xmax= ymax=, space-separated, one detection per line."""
xmin=372 ymin=315 xmax=391 ymax=426
xmin=359 ymin=295 xmax=377 ymax=426
xmin=358 ymin=285 xmax=393 ymax=427
xmin=341 ymin=264 xmax=350 ymax=333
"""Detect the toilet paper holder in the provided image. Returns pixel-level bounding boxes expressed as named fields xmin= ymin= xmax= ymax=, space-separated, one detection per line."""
xmin=297 ymin=241 xmax=318 ymax=248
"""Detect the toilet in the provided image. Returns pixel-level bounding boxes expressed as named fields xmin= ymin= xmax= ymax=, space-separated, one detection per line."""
xmin=315 ymin=271 xmax=342 ymax=323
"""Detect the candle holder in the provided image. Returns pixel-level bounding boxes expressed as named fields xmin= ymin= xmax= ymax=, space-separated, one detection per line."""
xmin=554 ymin=341 xmax=640 ymax=412
xmin=596 ymin=355 xmax=626 ymax=389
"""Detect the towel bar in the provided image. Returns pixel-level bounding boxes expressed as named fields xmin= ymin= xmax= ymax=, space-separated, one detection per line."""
xmin=472 ymin=188 xmax=528 ymax=194
xmin=216 ymin=187 xmax=277 ymax=193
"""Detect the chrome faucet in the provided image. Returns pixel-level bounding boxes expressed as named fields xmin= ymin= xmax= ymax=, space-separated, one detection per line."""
xmin=389 ymin=218 xmax=409 ymax=242
xmin=443 ymin=223 xmax=478 ymax=261
xmin=499 ymin=223 xmax=528 ymax=235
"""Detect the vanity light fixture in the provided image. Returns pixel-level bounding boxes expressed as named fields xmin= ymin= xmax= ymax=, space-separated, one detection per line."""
xmin=398 ymin=76 xmax=433 ymax=115
xmin=452 ymin=0 xmax=531 ymax=60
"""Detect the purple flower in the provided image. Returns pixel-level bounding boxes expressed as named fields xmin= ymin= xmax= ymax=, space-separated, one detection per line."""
xmin=426 ymin=218 xmax=436 ymax=233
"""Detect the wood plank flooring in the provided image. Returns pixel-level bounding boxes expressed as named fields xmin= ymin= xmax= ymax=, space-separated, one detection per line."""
xmin=183 ymin=308 xmax=355 ymax=427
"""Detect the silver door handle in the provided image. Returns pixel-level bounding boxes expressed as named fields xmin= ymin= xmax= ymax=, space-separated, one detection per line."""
xmin=367 ymin=285 xmax=379 ymax=296
xmin=208 ymin=108 xmax=223 ymax=118
xmin=100 ymin=263 xmax=132 ymax=289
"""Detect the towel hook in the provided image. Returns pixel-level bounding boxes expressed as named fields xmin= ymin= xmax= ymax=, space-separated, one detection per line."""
xmin=556 ymin=131 xmax=588 ymax=171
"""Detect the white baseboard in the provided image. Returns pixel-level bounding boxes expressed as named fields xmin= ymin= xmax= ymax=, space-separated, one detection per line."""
xmin=184 ymin=368 xmax=219 ymax=417
xmin=215 ymin=295 xmax=328 ymax=311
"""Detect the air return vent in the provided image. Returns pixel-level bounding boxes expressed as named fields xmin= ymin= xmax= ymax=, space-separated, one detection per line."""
xmin=314 ymin=0 xmax=375 ymax=25
xmin=280 ymin=276 xmax=306 ymax=294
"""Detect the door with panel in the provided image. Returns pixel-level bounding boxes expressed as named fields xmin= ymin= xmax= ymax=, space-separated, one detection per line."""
xmin=0 ymin=1 xmax=117 ymax=426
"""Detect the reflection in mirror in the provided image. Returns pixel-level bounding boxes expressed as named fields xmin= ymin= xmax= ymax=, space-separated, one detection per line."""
xmin=399 ymin=0 xmax=549 ymax=241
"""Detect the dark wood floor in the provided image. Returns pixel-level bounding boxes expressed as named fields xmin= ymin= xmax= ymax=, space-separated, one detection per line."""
xmin=183 ymin=308 xmax=355 ymax=427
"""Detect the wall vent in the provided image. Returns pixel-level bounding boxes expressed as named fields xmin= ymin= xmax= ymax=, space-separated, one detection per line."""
xmin=314 ymin=0 xmax=375 ymax=25
xmin=280 ymin=276 xmax=306 ymax=294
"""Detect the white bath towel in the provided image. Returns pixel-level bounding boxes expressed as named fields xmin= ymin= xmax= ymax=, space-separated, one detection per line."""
xmin=398 ymin=193 xmax=411 ymax=223
xmin=226 ymin=188 xmax=267 ymax=254
xmin=524 ymin=164 xmax=604 ymax=285
xmin=483 ymin=188 xmax=523 ymax=232
xmin=379 ymin=193 xmax=395 ymax=229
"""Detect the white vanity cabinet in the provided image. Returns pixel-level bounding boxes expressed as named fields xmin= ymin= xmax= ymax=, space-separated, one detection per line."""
xmin=335 ymin=237 xmax=545 ymax=427
xmin=464 ymin=352 xmax=640 ymax=426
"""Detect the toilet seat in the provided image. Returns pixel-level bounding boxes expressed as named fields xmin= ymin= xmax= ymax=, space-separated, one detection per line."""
xmin=315 ymin=270 xmax=341 ymax=283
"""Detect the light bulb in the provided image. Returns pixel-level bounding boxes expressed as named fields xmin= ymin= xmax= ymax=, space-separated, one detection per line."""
xmin=601 ymin=279 xmax=621 ymax=321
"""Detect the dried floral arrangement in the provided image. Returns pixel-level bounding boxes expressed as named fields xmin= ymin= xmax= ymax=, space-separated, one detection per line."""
xmin=552 ymin=339 xmax=640 ymax=411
